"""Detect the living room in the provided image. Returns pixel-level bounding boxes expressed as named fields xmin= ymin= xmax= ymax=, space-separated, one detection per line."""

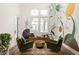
xmin=0 ymin=3 xmax=79 ymax=55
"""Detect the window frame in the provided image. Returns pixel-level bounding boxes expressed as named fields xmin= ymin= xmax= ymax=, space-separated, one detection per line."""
xmin=31 ymin=9 xmax=48 ymax=33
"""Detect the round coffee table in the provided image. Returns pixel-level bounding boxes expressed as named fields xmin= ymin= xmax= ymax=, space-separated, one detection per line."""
xmin=35 ymin=40 xmax=45 ymax=48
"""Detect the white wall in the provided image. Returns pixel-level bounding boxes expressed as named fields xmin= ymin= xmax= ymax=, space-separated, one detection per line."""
xmin=60 ymin=3 xmax=79 ymax=47
xmin=73 ymin=4 xmax=79 ymax=47
xmin=48 ymin=3 xmax=79 ymax=47
xmin=0 ymin=3 xmax=19 ymax=48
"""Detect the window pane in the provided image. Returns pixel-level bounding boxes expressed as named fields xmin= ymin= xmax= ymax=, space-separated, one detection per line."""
xmin=40 ymin=23 xmax=44 ymax=32
xmin=40 ymin=10 xmax=48 ymax=16
xmin=40 ymin=18 xmax=44 ymax=24
xmin=31 ymin=9 xmax=39 ymax=16
xmin=32 ymin=18 xmax=39 ymax=25
xmin=32 ymin=18 xmax=39 ymax=22
xmin=31 ymin=18 xmax=39 ymax=31
xmin=40 ymin=18 xmax=44 ymax=32
xmin=40 ymin=18 xmax=48 ymax=32
xmin=45 ymin=22 xmax=48 ymax=32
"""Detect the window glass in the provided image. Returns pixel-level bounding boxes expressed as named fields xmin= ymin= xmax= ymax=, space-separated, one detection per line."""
xmin=31 ymin=9 xmax=48 ymax=33
xmin=31 ymin=9 xmax=39 ymax=16
xmin=40 ymin=10 xmax=48 ymax=16
xmin=44 ymin=18 xmax=48 ymax=32
xmin=40 ymin=18 xmax=44 ymax=32
xmin=31 ymin=18 xmax=39 ymax=31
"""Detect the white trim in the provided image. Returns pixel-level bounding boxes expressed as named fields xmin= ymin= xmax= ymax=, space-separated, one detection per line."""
xmin=63 ymin=43 xmax=79 ymax=55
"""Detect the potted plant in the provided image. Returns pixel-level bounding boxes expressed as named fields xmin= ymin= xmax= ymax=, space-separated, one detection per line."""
xmin=0 ymin=33 xmax=12 ymax=55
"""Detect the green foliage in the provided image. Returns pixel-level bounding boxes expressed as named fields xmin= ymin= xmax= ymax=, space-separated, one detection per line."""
xmin=0 ymin=33 xmax=12 ymax=46
xmin=55 ymin=4 xmax=61 ymax=12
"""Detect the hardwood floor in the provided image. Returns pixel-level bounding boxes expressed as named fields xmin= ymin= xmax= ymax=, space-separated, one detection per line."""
xmin=9 ymin=43 xmax=74 ymax=55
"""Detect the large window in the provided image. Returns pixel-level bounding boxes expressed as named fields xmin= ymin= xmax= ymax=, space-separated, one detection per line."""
xmin=31 ymin=9 xmax=48 ymax=33
xmin=31 ymin=18 xmax=39 ymax=31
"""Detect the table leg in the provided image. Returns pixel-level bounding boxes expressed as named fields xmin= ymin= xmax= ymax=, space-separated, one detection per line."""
xmin=33 ymin=42 xmax=36 ymax=49
xmin=44 ymin=43 xmax=47 ymax=48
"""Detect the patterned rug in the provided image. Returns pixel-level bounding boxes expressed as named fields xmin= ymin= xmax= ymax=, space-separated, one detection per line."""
xmin=9 ymin=44 xmax=74 ymax=55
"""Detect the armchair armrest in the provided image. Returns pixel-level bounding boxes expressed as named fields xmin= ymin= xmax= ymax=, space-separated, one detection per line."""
xmin=47 ymin=39 xmax=58 ymax=45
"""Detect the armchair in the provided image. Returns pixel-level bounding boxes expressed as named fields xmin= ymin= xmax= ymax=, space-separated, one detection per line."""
xmin=16 ymin=37 xmax=33 ymax=52
xmin=46 ymin=36 xmax=63 ymax=52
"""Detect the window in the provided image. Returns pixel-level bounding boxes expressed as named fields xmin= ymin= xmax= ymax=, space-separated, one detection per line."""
xmin=40 ymin=10 xmax=48 ymax=16
xmin=31 ymin=9 xmax=48 ymax=33
xmin=31 ymin=9 xmax=39 ymax=16
xmin=31 ymin=18 xmax=39 ymax=31
xmin=40 ymin=18 xmax=48 ymax=32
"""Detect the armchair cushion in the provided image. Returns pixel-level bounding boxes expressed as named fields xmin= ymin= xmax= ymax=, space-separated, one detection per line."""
xmin=22 ymin=29 xmax=34 ymax=39
xmin=22 ymin=29 xmax=30 ymax=39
